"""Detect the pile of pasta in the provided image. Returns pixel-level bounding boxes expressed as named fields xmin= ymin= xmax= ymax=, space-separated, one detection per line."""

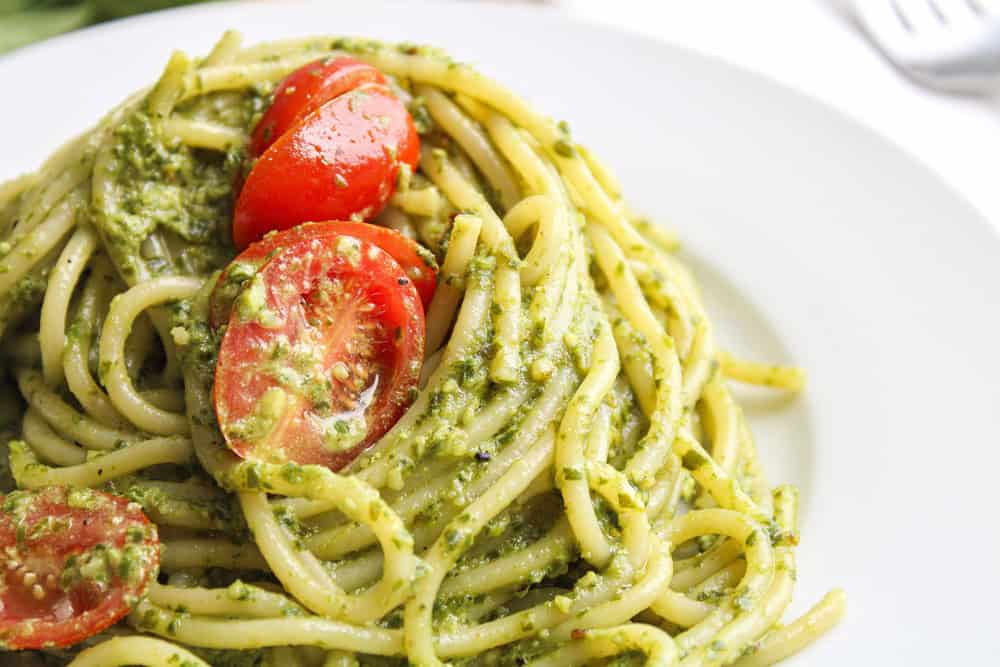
xmin=0 ymin=32 xmax=844 ymax=667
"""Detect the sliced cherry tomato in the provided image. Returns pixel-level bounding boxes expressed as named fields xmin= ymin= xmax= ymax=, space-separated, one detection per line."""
xmin=214 ymin=227 xmax=425 ymax=470
xmin=210 ymin=221 xmax=437 ymax=328
xmin=233 ymin=83 xmax=420 ymax=249
xmin=0 ymin=487 xmax=158 ymax=650
xmin=249 ymin=56 xmax=387 ymax=157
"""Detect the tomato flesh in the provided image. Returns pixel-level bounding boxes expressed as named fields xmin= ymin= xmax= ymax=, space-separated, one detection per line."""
xmin=214 ymin=229 xmax=424 ymax=470
xmin=0 ymin=487 xmax=158 ymax=650
xmin=210 ymin=221 xmax=437 ymax=328
xmin=249 ymin=57 xmax=386 ymax=157
xmin=233 ymin=83 xmax=420 ymax=249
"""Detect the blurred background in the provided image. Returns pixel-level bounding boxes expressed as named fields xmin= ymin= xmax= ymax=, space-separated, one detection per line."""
xmin=2 ymin=0 xmax=1000 ymax=55
xmin=0 ymin=0 xmax=211 ymax=52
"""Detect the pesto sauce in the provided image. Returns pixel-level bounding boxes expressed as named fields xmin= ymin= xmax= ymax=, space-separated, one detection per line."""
xmin=59 ymin=540 xmax=153 ymax=591
xmin=451 ymin=493 xmax=566 ymax=577
xmin=234 ymin=273 xmax=277 ymax=326
xmin=175 ymin=90 xmax=267 ymax=133
xmin=110 ymin=475 xmax=247 ymax=540
xmin=0 ymin=267 xmax=49 ymax=340
xmin=171 ymin=292 xmax=224 ymax=435
xmin=227 ymin=386 xmax=287 ymax=444
xmin=94 ymin=102 xmax=242 ymax=284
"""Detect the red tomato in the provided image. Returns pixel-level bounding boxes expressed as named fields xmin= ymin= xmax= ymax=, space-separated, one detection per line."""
xmin=0 ymin=487 xmax=158 ymax=650
xmin=233 ymin=83 xmax=420 ymax=249
xmin=249 ymin=57 xmax=387 ymax=157
xmin=210 ymin=222 xmax=437 ymax=329
xmin=214 ymin=228 xmax=425 ymax=470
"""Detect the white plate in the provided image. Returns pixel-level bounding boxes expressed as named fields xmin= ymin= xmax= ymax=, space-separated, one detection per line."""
xmin=2 ymin=1 xmax=998 ymax=663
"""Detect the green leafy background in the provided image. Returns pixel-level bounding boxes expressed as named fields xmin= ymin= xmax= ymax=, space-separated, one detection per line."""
xmin=0 ymin=0 xmax=212 ymax=53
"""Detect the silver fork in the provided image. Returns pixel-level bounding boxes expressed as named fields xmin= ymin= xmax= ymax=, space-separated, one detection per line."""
xmin=853 ymin=0 xmax=1000 ymax=93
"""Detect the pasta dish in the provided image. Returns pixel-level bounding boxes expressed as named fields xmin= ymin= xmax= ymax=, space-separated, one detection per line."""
xmin=0 ymin=32 xmax=845 ymax=667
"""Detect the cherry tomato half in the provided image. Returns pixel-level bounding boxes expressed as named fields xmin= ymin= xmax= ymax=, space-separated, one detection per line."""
xmin=249 ymin=56 xmax=387 ymax=157
xmin=210 ymin=221 xmax=437 ymax=329
xmin=233 ymin=83 xmax=420 ymax=249
xmin=214 ymin=227 xmax=425 ymax=470
xmin=0 ymin=487 xmax=159 ymax=650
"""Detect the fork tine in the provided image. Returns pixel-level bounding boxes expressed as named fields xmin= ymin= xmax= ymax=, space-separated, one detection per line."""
xmin=928 ymin=0 xmax=984 ymax=23
xmin=893 ymin=0 xmax=946 ymax=30
xmin=853 ymin=0 xmax=1000 ymax=92
xmin=964 ymin=0 xmax=988 ymax=15
xmin=854 ymin=0 xmax=913 ymax=51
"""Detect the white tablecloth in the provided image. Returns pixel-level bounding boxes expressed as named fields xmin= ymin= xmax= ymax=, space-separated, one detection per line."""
xmin=558 ymin=0 xmax=1000 ymax=227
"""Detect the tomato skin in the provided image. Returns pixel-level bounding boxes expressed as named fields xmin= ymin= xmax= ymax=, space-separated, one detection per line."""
xmin=233 ymin=83 xmax=420 ymax=249
xmin=210 ymin=221 xmax=437 ymax=328
xmin=249 ymin=57 xmax=386 ymax=157
xmin=0 ymin=487 xmax=158 ymax=650
xmin=214 ymin=229 xmax=425 ymax=470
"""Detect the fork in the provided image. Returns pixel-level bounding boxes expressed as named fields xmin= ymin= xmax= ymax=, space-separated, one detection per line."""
xmin=853 ymin=0 xmax=1000 ymax=93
